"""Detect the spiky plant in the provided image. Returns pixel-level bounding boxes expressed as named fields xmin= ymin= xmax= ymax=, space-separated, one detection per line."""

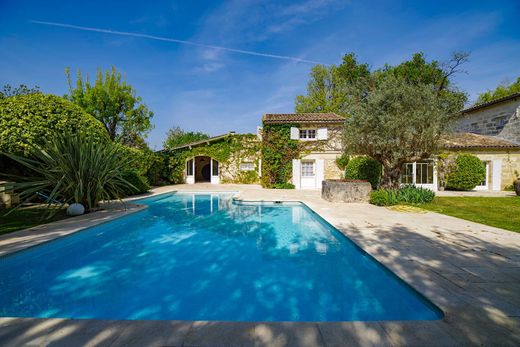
xmin=2 ymin=132 xmax=136 ymax=212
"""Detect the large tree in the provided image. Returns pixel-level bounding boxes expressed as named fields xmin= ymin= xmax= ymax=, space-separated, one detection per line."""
xmin=298 ymin=52 xmax=468 ymax=189
xmin=163 ymin=126 xmax=209 ymax=150
xmin=476 ymin=76 xmax=520 ymax=104
xmin=295 ymin=53 xmax=370 ymax=114
xmin=344 ymin=74 xmax=462 ymax=189
xmin=66 ymin=67 xmax=154 ymax=146
xmin=296 ymin=52 xmax=467 ymax=115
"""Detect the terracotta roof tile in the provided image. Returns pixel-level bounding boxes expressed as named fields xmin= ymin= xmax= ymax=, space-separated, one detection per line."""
xmin=262 ymin=113 xmax=345 ymax=124
xmin=442 ymin=133 xmax=520 ymax=149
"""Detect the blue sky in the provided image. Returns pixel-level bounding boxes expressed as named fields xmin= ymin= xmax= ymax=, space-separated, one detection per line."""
xmin=1 ymin=0 xmax=519 ymax=149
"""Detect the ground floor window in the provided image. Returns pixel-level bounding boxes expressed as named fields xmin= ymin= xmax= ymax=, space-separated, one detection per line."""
xmin=476 ymin=161 xmax=490 ymax=189
xmin=212 ymin=159 xmax=219 ymax=176
xmin=400 ymin=160 xmax=435 ymax=186
xmin=415 ymin=161 xmax=434 ymax=184
xmin=187 ymin=159 xmax=194 ymax=176
xmin=239 ymin=162 xmax=255 ymax=171
xmin=301 ymin=161 xmax=315 ymax=177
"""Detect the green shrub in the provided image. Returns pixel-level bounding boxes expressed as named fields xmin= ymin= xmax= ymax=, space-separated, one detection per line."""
xmin=397 ymin=185 xmax=435 ymax=204
xmin=3 ymin=132 xmax=137 ymax=212
xmin=370 ymin=185 xmax=435 ymax=206
xmin=0 ymin=93 xmax=108 ymax=157
xmin=446 ymin=154 xmax=486 ymax=191
xmin=345 ymin=156 xmax=382 ymax=189
xmin=121 ymin=170 xmax=150 ymax=195
xmin=335 ymin=153 xmax=350 ymax=171
xmin=370 ymin=189 xmax=399 ymax=206
xmin=272 ymin=183 xmax=295 ymax=189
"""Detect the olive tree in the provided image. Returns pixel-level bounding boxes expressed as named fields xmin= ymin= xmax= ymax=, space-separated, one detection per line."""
xmin=344 ymin=75 xmax=456 ymax=189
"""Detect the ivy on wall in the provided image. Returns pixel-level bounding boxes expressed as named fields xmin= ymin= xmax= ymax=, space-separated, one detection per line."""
xmin=165 ymin=134 xmax=260 ymax=184
xmin=261 ymin=124 xmax=343 ymax=188
xmin=261 ymin=124 xmax=299 ymax=188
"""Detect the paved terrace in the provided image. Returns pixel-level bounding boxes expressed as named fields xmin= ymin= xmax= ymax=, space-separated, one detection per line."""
xmin=1 ymin=184 xmax=519 ymax=346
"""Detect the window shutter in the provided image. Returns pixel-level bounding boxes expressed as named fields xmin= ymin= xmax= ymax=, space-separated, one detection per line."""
xmin=292 ymin=159 xmax=301 ymax=189
xmin=290 ymin=127 xmax=299 ymax=140
xmin=316 ymin=159 xmax=325 ymax=189
xmin=317 ymin=128 xmax=328 ymax=140
xmin=492 ymin=159 xmax=502 ymax=191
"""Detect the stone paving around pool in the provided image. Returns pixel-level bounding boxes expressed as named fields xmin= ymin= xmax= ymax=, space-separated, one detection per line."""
xmin=1 ymin=183 xmax=519 ymax=346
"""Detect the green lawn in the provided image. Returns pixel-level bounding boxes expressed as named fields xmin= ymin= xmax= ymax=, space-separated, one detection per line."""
xmin=0 ymin=207 xmax=68 ymax=235
xmin=421 ymin=196 xmax=520 ymax=233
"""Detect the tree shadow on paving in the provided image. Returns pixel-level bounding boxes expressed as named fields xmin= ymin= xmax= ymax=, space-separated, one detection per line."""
xmin=339 ymin=222 xmax=520 ymax=346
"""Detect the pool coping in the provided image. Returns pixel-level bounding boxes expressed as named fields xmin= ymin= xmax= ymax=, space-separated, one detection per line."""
xmin=1 ymin=186 xmax=519 ymax=346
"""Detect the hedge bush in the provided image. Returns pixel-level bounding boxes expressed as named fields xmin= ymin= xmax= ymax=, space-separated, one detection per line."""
xmin=0 ymin=93 xmax=108 ymax=156
xmin=369 ymin=189 xmax=399 ymax=206
xmin=121 ymin=170 xmax=150 ymax=196
xmin=345 ymin=156 xmax=382 ymax=189
xmin=272 ymin=182 xmax=295 ymax=189
xmin=446 ymin=154 xmax=486 ymax=191
xmin=369 ymin=185 xmax=435 ymax=206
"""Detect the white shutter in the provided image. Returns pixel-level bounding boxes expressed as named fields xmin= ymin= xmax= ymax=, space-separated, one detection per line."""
xmin=292 ymin=159 xmax=301 ymax=189
xmin=492 ymin=159 xmax=502 ymax=191
xmin=316 ymin=159 xmax=325 ymax=189
xmin=290 ymin=127 xmax=299 ymax=140
xmin=317 ymin=128 xmax=328 ymax=140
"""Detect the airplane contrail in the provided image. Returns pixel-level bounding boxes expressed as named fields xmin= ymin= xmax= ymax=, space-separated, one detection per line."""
xmin=31 ymin=20 xmax=324 ymax=65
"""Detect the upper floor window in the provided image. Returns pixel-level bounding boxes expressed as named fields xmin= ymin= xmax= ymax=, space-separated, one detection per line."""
xmin=299 ymin=129 xmax=316 ymax=139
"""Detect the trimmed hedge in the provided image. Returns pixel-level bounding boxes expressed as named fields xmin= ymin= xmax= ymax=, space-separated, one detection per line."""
xmin=370 ymin=185 xmax=435 ymax=206
xmin=446 ymin=154 xmax=486 ymax=191
xmin=0 ymin=93 xmax=108 ymax=156
xmin=121 ymin=170 xmax=150 ymax=196
xmin=345 ymin=156 xmax=382 ymax=189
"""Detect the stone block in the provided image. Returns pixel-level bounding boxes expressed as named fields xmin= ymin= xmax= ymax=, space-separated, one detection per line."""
xmin=321 ymin=180 xmax=372 ymax=203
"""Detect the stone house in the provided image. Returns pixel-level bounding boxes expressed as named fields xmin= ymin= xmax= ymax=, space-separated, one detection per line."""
xmin=261 ymin=113 xmax=345 ymax=189
xmin=171 ymin=108 xmax=520 ymax=191
xmin=455 ymin=92 xmax=520 ymax=144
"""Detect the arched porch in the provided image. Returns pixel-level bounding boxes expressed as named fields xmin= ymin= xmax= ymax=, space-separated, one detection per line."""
xmin=186 ymin=156 xmax=220 ymax=184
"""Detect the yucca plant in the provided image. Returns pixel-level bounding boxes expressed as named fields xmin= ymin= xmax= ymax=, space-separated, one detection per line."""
xmin=1 ymin=132 xmax=136 ymax=212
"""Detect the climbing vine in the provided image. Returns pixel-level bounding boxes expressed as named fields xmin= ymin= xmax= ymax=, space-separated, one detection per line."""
xmin=261 ymin=124 xmax=300 ymax=188
xmin=260 ymin=124 xmax=340 ymax=188
xmin=165 ymin=134 xmax=260 ymax=184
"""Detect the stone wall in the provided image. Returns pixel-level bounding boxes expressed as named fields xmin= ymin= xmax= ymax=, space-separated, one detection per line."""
xmin=454 ymin=98 xmax=520 ymax=144
xmin=321 ymin=180 xmax=372 ymax=202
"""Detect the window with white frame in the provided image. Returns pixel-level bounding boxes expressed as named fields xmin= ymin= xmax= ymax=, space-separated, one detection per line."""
xmin=415 ymin=161 xmax=434 ymax=184
xmin=401 ymin=163 xmax=414 ymax=184
xmin=301 ymin=161 xmax=315 ymax=176
xmin=299 ymin=129 xmax=316 ymax=139
xmin=239 ymin=162 xmax=255 ymax=171
xmin=477 ymin=161 xmax=489 ymax=188
xmin=400 ymin=161 xmax=434 ymax=185
xmin=186 ymin=159 xmax=194 ymax=176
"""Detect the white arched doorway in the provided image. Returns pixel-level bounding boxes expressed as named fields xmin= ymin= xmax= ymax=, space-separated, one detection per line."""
xmin=186 ymin=156 xmax=220 ymax=184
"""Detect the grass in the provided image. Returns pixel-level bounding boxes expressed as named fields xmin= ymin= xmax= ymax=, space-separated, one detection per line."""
xmin=420 ymin=196 xmax=520 ymax=233
xmin=0 ymin=206 xmax=68 ymax=235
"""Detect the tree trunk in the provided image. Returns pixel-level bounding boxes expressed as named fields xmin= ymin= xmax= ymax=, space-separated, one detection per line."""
xmin=381 ymin=165 xmax=402 ymax=190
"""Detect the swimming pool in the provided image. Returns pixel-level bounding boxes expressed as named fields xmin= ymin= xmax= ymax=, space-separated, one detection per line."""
xmin=0 ymin=193 xmax=441 ymax=321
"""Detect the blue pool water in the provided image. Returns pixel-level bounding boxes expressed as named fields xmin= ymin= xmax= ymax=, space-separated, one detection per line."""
xmin=0 ymin=193 xmax=441 ymax=321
